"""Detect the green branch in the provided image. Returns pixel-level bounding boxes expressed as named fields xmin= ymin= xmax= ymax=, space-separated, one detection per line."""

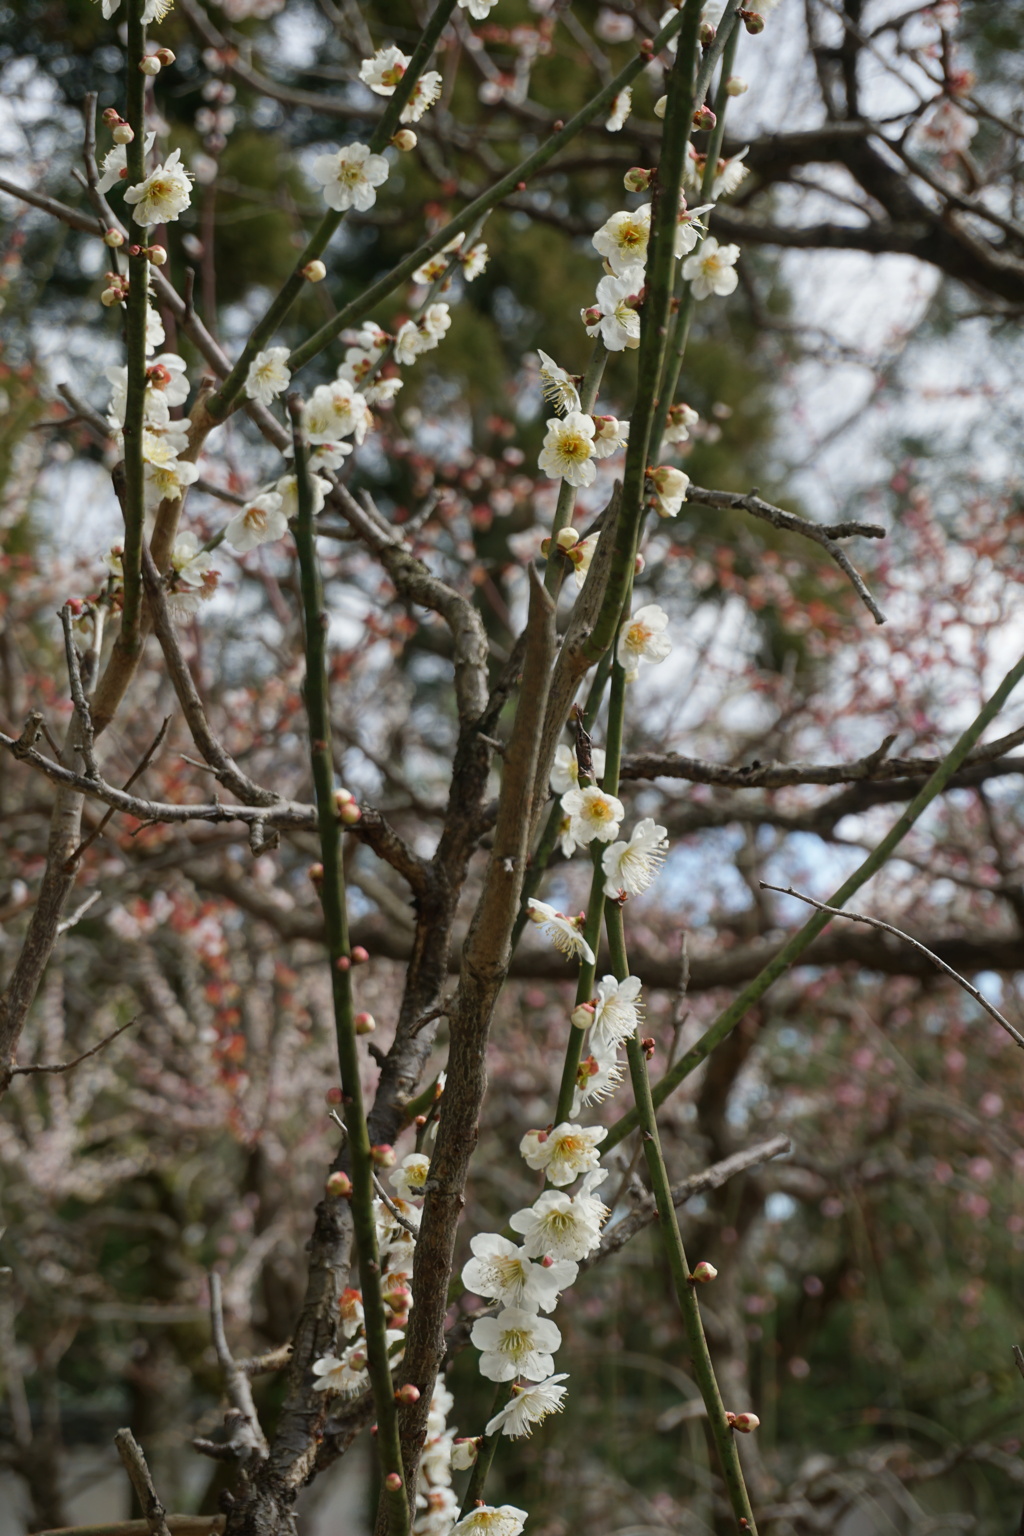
xmin=207 ymin=0 xmax=460 ymax=419
xmin=605 ymin=642 xmax=1024 ymax=1152
xmin=289 ymin=397 xmax=410 ymax=1536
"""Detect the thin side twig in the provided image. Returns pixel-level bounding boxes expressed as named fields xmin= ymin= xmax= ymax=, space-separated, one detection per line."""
xmin=207 ymin=1271 xmax=270 ymax=1461
xmin=113 ymin=1429 xmax=173 ymax=1536
xmin=761 ymin=883 xmax=1024 ymax=1051
xmin=71 ymin=717 xmax=172 ymax=862
xmin=9 ymin=1017 xmax=138 ymax=1077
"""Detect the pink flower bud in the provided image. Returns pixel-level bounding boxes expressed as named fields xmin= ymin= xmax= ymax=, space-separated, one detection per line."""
xmin=414 ymin=1114 xmax=427 ymax=1127
xmin=334 ymin=787 xmax=355 ymax=808
xmin=325 ymin=1086 xmax=343 ymax=1105
xmin=385 ymin=1473 xmax=403 ymax=1492
xmin=371 ymin=1143 xmax=397 ymax=1168
xmin=541 ymin=1254 xmax=555 ymax=1268
xmin=339 ymin=801 xmax=362 ymax=825
xmin=100 ymin=287 xmax=123 ymax=307
xmin=326 ymin=1170 xmax=352 ymax=1197
xmin=732 ymin=1412 xmax=760 ymax=1433
xmin=355 ymin=1012 xmax=376 ymax=1035
xmin=155 ymin=47 xmax=176 ymax=65
xmin=103 ymin=228 xmax=125 ymax=247
xmin=540 ymin=537 xmax=552 ymax=557
xmin=583 ymin=305 xmax=603 ymax=326
xmin=690 ymin=1261 xmax=718 ymax=1283
xmin=555 ymin=526 xmax=579 ymax=551
xmin=623 ymin=166 xmax=654 ymax=193
xmin=740 ymin=7 xmax=765 ymax=31
xmin=571 ymin=1002 xmax=595 ymax=1029
xmin=392 ymin=129 xmax=417 ymax=151
xmin=102 ymin=107 xmax=121 ymax=126
xmin=699 ymin=20 xmax=717 ymax=45
xmin=692 ymin=105 xmax=716 ymax=131
xmin=335 ymin=955 xmax=351 ymax=971
xmin=308 ymin=862 xmax=324 ymax=883
xmin=302 ymin=260 xmax=327 ymax=283
xmin=139 ymin=54 xmax=162 ymax=75
xmin=395 ymin=1383 xmax=420 ymax=1404
xmin=351 ymin=945 xmax=369 ymax=964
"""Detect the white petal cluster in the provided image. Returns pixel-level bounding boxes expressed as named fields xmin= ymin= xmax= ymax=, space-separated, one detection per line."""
xmin=461 ymin=1233 xmax=577 ymax=1312
xmin=682 ymin=236 xmax=741 ymax=300
xmin=593 ymin=205 xmax=650 ymax=276
xmin=538 ymin=411 xmax=596 ymax=487
xmin=617 ymin=603 xmax=672 ymax=682
xmin=536 ymin=350 xmax=581 ymax=415
xmin=525 ymin=899 xmax=595 ymax=964
xmin=97 ymin=131 xmax=156 ymax=195
xmin=470 ymin=1306 xmax=561 ymax=1383
xmin=306 ymin=377 xmax=373 ymax=444
xmin=449 ymin=1508 xmax=528 ymax=1536
xmin=390 ymin=1152 xmax=431 ymax=1200
xmin=359 ymin=44 xmax=410 ymax=94
xmin=485 ymin=1375 xmax=569 ymax=1439
xmin=313 ymin=142 xmax=390 ymax=213
xmin=509 ymin=1171 xmax=609 ymax=1261
xmin=560 ymin=783 xmax=624 ymax=846
xmin=224 ymin=492 xmax=289 ymax=553
xmin=105 ymin=352 xmax=188 ymax=431
xmin=395 ymin=302 xmax=452 ymax=365
xmin=457 ymin=0 xmax=499 ymax=17
xmin=583 ymin=273 xmax=641 ymax=352
xmin=606 ymin=87 xmax=632 ymax=132
xmin=589 ymin=975 xmax=644 ymax=1055
xmin=124 ymin=149 xmax=193 ymax=227
xmin=166 ymin=531 xmax=217 ymax=620
xmin=663 ymin=401 xmax=699 ymax=444
xmin=602 ymin=818 xmax=669 ymax=899
xmin=520 ymin=1122 xmax=607 ymax=1187
xmin=273 ymin=472 xmax=331 ymax=520
xmin=244 ymin=347 xmax=291 ymax=407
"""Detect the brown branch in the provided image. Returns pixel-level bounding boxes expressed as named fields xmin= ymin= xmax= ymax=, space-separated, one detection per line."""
xmin=9 ymin=1017 xmax=139 ymax=1077
xmin=762 ymin=883 xmax=1024 ymax=1051
xmin=353 ymin=807 xmax=431 ymax=896
xmin=113 ymin=1430 xmax=173 ymax=1536
xmin=71 ymin=717 xmax=172 ymax=861
xmin=206 ymin=1272 xmax=270 ymax=1462
xmin=685 ymin=483 xmax=886 ymax=624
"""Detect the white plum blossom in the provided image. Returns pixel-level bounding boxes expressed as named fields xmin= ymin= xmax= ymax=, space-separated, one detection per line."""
xmin=274 ymin=472 xmax=330 ymax=519
xmin=97 ymin=131 xmax=155 ymax=194
xmin=312 ymin=1332 xmax=405 ymax=1397
xmin=588 ymin=975 xmax=643 ymax=1055
xmin=602 ymin=817 xmax=669 ymax=899
xmin=509 ymin=1173 xmax=609 ymax=1261
xmin=650 ymin=464 xmax=689 ymax=517
xmin=389 ymin=1153 xmax=431 ymax=1199
xmin=592 ymin=205 xmax=650 ymax=275
xmin=592 ymin=415 xmax=629 ymax=459
xmin=449 ymin=1508 xmax=528 ymax=1536
xmin=394 ymin=303 xmax=452 ymax=364
xmin=166 ymin=531 xmax=217 ymax=619
xmin=675 ymin=201 xmax=714 ymax=257
xmin=915 ymin=97 xmax=977 ymax=153
xmin=313 ymin=142 xmax=390 ymax=212
xmin=567 ymin=531 xmax=599 ymax=590
xmin=461 ymin=1233 xmax=577 ymax=1311
xmin=359 ymin=44 xmax=410 ymax=94
xmin=306 ymin=378 xmax=373 ymax=444
xmin=663 ymin=401 xmax=699 ymax=444
xmin=550 ymin=744 xmax=606 ymax=795
xmin=606 ymin=87 xmax=632 ymax=132
xmin=470 ymin=1306 xmax=561 ymax=1382
xmin=413 ymin=235 xmax=464 ymax=286
xmin=536 ymin=351 xmax=581 ymax=415
xmin=457 ymin=0 xmax=499 ymax=17
xmin=486 ymin=1373 xmax=570 ymax=1439
xmin=421 ymin=301 xmax=452 ymax=342
xmin=395 ymin=321 xmax=426 ymax=365
xmin=106 ymin=352 xmax=188 ymax=430
xmin=682 ymin=237 xmax=740 ymax=300
xmin=145 ymin=302 xmax=166 ymax=356
xmin=538 ymin=411 xmax=596 ymax=487
xmin=224 ymin=492 xmax=288 ymax=553
xmin=584 ymin=273 xmax=642 ymax=351
xmin=525 ymin=900 xmax=596 ymax=965
xmin=520 ymin=1122 xmax=607 ymax=1187
xmin=617 ymin=603 xmax=672 ymax=682
xmin=338 ymin=1287 xmax=364 ymax=1338
xmin=685 ymin=145 xmax=750 ymax=199
xmin=97 ymin=0 xmax=174 ymax=19
xmin=461 ymin=242 xmax=489 ymax=279
xmin=561 ymin=784 xmax=624 ymax=846
xmin=124 ymin=148 xmax=194 ymax=226
xmin=244 ymin=347 xmax=291 ymax=406
xmin=572 ymin=1049 xmax=626 ymax=1115
xmin=402 ymin=71 xmax=443 ymax=123
xmin=145 ymin=451 xmax=200 ymax=508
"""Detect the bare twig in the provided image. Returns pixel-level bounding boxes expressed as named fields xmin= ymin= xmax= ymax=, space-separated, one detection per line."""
xmin=55 ymin=890 xmax=101 ymax=936
xmin=113 ymin=1429 xmax=173 ymax=1536
xmin=71 ymin=717 xmax=172 ymax=862
xmin=207 ymin=1272 xmax=270 ymax=1462
xmin=761 ymin=883 xmax=1024 ymax=1051
xmin=60 ymin=606 xmax=99 ymax=779
xmin=372 ymin=1175 xmax=421 ymax=1236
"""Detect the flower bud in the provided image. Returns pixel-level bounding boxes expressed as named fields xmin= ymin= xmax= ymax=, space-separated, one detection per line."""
xmin=355 ymin=1011 xmax=376 ymax=1035
xmin=385 ymin=1473 xmax=403 ymax=1493
xmin=623 ymin=166 xmax=654 ymax=193
xmin=146 ymin=245 xmax=168 ymax=266
xmin=334 ymin=787 xmax=355 ymax=808
xmin=692 ymin=105 xmax=716 ymax=131
xmin=651 ymin=464 xmax=689 ymax=498
xmin=732 ymin=1412 xmax=760 ymax=1433
xmin=155 ymin=47 xmax=176 ymax=65
xmin=102 ymin=107 xmax=121 ymax=126
xmin=339 ymin=801 xmax=362 ymax=825
xmin=351 ymin=945 xmax=370 ymax=964
xmin=540 ymin=1254 xmax=555 ymax=1268
xmin=571 ymin=1002 xmax=595 ymax=1029
xmin=451 ymin=1438 xmax=479 ymax=1471
xmin=326 ymin=1170 xmax=353 ymax=1197
xmin=654 ymin=94 xmax=667 ymax=119
xmin=392 ymin=129 xmax=417 ymax=151
xmin=371 ymin=1143 xmax=397 ymax=1168
xmin=539 ymin=537 xmax=552 ymax=558
xmin=414 ymin=1114 xmax=427 ymax=1127
xmin=302 ymin=259 xmax=327 ymax=283
xmin=325 ymin=1086 xmax=343 ymax=1105
xmin=103 ymin=228 xmax=125 ymax=247
xmin=335 ymin=955 xmax=351 ymax=971
xmin=583 ymin=305 xmax=603 ymax=326
xmin=139 ymin=54 xmax=162 ymax=75
xmin=100 ymin=286 xmax=123 ymax=307
xmin=725 ymin=75 xmax=749 ymax=96
xmin=699 ymin=20 xmax=717 ymax=45
xmin=634 ymin=552 xmax=646 ymax=575
xmin=308 ymin=862 xmax=324 ymax=883
xmin=555 ymin=526 xmax=579 ymax=551
xmin=740 ymin=7 xmax=765 ymax=31
xmin=690 ymin=1260 xmax=718 ymax=1283
xmin=112 ymin=122 xmax=135 ymax=144
xmin=395 ymin=1383 xmax=420 ymax=1404
xmin=641 ymin=1035 xmax=656 ymax=1059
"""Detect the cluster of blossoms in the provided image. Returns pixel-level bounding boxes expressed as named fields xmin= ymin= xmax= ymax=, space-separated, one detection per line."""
xmin=535 ymin=350 xmax=630 ymax=492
